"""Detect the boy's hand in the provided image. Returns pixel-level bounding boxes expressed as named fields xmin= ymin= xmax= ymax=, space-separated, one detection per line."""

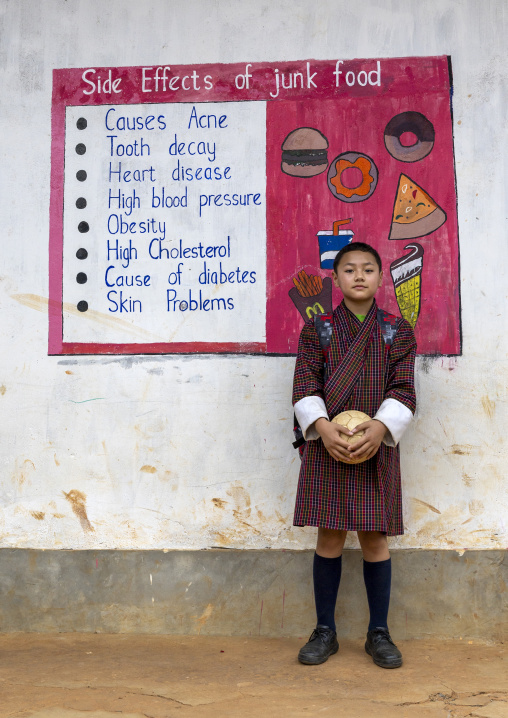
xmin=348 ymin=419 xmax=387 ymax=461
xmin=314 ymin=418 xmax=354 ymax=462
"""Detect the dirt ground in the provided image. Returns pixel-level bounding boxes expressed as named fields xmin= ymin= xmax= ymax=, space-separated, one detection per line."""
xmin=0 ymin=634 xmax=507 ymax=718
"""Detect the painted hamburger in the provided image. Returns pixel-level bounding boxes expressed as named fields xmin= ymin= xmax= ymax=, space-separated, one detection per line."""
xmin=281 ymin=127 xmax=329 ymax=177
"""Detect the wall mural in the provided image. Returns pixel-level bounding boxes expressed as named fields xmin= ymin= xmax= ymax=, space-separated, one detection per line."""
xmin=49 ymin=56 xmax=459 ymax=355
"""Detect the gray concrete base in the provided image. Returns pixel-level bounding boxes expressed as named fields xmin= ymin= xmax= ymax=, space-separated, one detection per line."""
xmin=0 ymin=549 xmax=506 ymax=640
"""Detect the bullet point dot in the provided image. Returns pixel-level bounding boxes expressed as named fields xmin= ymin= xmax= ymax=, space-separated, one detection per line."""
xmin=76 ymin=118 xmax=88 ymax=130
xmin=78 ymin=221 xmax=89 ymax=233
xmin=77 ymin=301 xmax=88 ymax=312
xmin=76 ymin=170 xmax=87 ymax=182
xmin=76 ymin=248 xmax=88 ymax=259
xmin=76 ymin=272 xmax=87 ymax=284
xmin=75 ymin=143 xmax=86 ymax=155
xmin=76 ymin=197 xmax=87 ymax=209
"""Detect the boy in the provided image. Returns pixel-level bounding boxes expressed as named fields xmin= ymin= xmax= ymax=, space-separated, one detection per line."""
xmin=293 ymin=242 xmax=416 ymax=669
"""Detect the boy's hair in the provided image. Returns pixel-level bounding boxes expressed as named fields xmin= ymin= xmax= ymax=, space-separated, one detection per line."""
xmin=333 ymin=242 xmax=382 ymax=273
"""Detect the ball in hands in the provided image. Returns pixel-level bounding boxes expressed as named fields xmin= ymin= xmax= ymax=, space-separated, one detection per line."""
xmin=331 ymin=410 xmax=372 ymax=464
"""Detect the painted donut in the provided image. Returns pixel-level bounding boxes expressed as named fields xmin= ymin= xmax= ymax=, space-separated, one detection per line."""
xmin=384 ymin=111 xmax=435 ymax=163
xmin=327 ymin=151 xmax=378 ymax=203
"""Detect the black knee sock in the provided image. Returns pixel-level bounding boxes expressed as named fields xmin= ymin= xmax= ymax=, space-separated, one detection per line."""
xmin=363 ymin=557 xmax=391 ymax=631
xmin=313 ymin=553 xmax=342 ymax=631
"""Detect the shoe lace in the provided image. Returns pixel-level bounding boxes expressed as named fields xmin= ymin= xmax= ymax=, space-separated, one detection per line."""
xmin=370 ymin=629 xmax=395 ymax=646
xmin=309 ymin=626 xmax=332 ymax=642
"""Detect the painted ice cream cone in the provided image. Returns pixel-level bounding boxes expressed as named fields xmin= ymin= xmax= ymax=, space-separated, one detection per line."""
xmin=390 ymin=243 xmax=424 ymax=329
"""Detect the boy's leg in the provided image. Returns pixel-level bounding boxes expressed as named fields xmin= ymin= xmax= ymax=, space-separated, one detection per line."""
xmin=298 ymin=528 xmax=347 ymax=665
xmin=357 ymin=531 xmax=402 ymax=669
xmin=314 ymin=528 xmax=347 ymax=629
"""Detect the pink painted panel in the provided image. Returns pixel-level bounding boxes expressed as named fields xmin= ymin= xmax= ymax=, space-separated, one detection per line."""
xmin=265 ymin=59 xmax=459 ymax=355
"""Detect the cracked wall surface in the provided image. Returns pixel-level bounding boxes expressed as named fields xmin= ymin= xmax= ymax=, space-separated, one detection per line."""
xmin=0 ymin=0 xmax=507 ymax=554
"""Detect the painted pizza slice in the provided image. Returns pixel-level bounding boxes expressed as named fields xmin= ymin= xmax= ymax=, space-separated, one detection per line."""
xmin=389 ymin=174 xmax=446 ymax=240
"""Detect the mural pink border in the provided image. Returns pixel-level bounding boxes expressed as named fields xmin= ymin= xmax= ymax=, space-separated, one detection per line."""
xmin=49 ymin=56 xmax=459 ymax=355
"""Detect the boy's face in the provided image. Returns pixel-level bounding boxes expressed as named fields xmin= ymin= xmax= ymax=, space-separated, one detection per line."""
xmin=332 ymin=251 xmax=383 ymax=304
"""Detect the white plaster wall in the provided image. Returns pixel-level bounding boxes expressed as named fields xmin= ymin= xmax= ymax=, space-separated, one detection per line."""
xmin=0 ymin=0 xmax=506 ymax=550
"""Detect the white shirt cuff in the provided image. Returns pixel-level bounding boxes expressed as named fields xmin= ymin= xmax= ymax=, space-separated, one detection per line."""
xmin=294 ymin=396 xmax=329 ymax=440
xmin=374 ymin=397 xmax=414 ymax=447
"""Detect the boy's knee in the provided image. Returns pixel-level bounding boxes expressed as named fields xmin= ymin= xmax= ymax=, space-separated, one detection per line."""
xmin=357 ymin=531 xmax=389 ymax=560
xmin=316 ymin=528 xmax=347 ymax=556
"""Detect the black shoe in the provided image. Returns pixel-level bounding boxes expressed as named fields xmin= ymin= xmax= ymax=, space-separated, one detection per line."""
xmin=298 ymin=625 xmax=339 ymax=665
xmin=365 ymin=627 xmax=402 ymax=668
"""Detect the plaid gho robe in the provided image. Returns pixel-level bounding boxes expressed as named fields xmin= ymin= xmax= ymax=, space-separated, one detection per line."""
xmin=292 ymin=300 xmax=416 ymax=535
